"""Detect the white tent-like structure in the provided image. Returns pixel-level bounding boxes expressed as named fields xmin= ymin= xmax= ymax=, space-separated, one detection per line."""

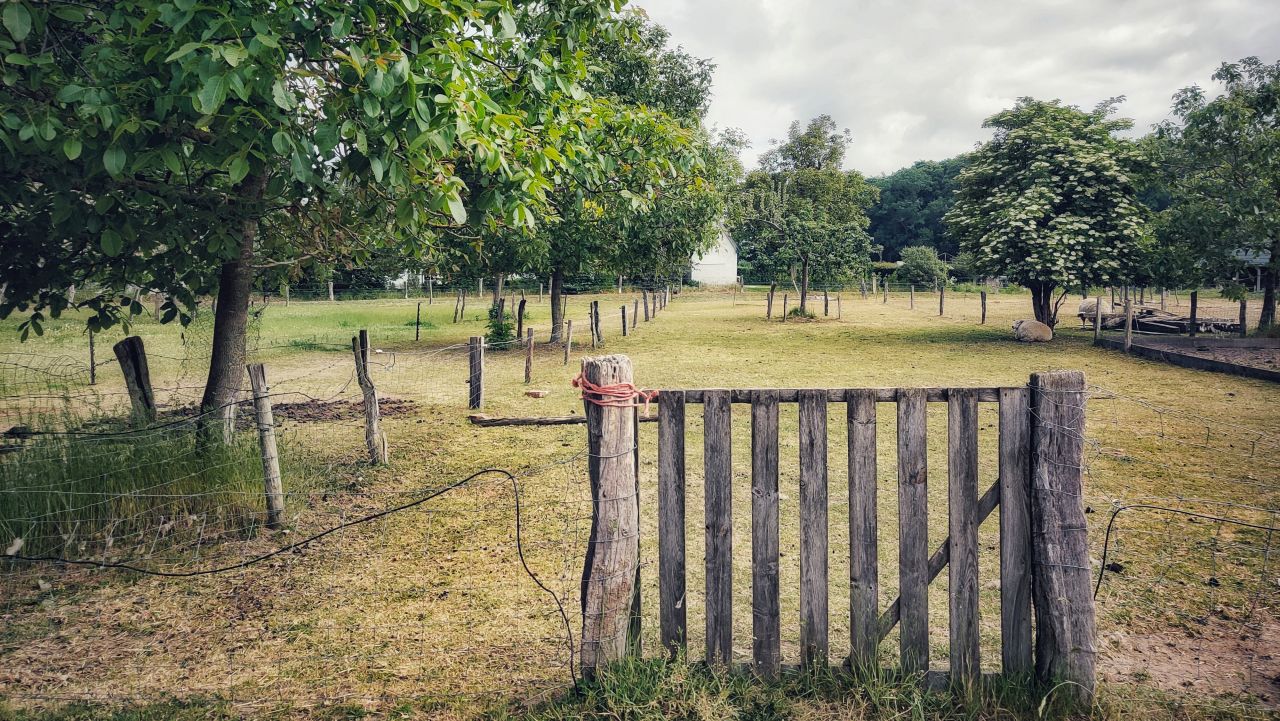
xmin=690 ymin=229 xmax=739 ymax=286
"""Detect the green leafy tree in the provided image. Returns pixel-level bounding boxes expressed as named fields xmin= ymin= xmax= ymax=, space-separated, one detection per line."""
xmin=867 ymin=157 xmax=967 ymax=260
xmin=733 ymin=115 xmax=878 ymax=312
xmin=1153 ymin=57 xmax=1280 ymax=329
xmin=895 ymin=246 xmax=948 ymax=287
xmin=945 ymin=98 xmax=1148 ymax=327
xmin=0 ymin=0 xmax=634 ymax=421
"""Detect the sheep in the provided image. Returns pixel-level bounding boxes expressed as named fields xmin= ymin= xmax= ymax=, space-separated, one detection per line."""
xmin=1012 ymin=319 xmax=1053 ymax=342
xmin=1077 ymin=298 xmax=1114 ymax=326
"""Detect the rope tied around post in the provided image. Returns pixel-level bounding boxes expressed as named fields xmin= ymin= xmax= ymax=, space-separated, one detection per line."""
xmin=572 ymin=372 xmax=658 ymax=413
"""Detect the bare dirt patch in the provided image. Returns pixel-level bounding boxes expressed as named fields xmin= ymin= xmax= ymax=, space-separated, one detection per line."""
xmin=1101 ymin=613 xmax=1280 ymax=706
xmin=271 ymin=396 xmax=418 ymax=423
xmin=1140 ymin=340 xmax=1280 ymax=373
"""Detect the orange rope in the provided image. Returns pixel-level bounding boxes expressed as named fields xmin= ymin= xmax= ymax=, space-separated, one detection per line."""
xmin=572 ymin=373 xmax=659 ymax=413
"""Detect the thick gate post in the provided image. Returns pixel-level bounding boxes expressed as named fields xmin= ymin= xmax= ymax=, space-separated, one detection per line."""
xmin=579 ymin=355 xmax=640 ymax=677
xmin=1029 ymin=371 xmax=1096 ymax=702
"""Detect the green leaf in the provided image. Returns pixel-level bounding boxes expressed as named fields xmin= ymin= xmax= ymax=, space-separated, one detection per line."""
xmin=56 ymin=84 xmax=84 ymax=103
xmin=62 ymin=137 xmax=81 ymax=160
xmin=369 ymin=156 xmax=384 ymax=182
xmin=50 ymin=5 xmax=87 ymax=22
xmin=255 ymin=33 xmax=279 ymax=49
xmin=271 ymin=131 xmax=291 ymax=155
xmin=271 ymin=79 xmax=295 ymax=110
xmin=160 ymin=147 xmax=183 ymax=175
xmin=103 ymin=146 xmax=126 ymax=177
xmin=197 ymin=76 xmax=227 ymax=115
xmin=228 ymin=156 xmax=249 ymax=184
xmin=165 ymin=42 xmax=203 ymax=62
xmin=447 ymin=193 xmax=467 ymax=225
xmin=100 ymin=229 xmax=123 ymax=257
xmin=3 ymin=3 xmax=32 ymax=43
xmin=221 ymin=45 xmax=248 ymax=67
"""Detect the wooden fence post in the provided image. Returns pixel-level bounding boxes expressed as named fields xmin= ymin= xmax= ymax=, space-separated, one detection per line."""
xmin=782 ymin=294 xmax=789 ymax=321
xmin=112 ymin=336 xmax=155 ymax=424
xmin=766 ymin=283 xmax=775 ymax=318
xmin=427 ymin=278 xmax=433 ymax=304
xmin=938 ymin=285 xmax=945 ymax=316
xmin=516 ymin=298 xmax=527 ymax=343
xmin=352 ymin=330 xmax=387 ymax=464
xmin=1029 ymin=370 xmax=1095 ymax=702
xmin=883 ymin=281 xmax=888 ymax=304
xmin=284 ymin=284 xmax=290 ymax=306
xmin=632 ymin=299 xmax=639 ymax=330
xmin=642 ymin=290 xmax=651 ymax=321
xmin=1123 ymin=297 xmax=1134 ymax=352
xmin=1092 ymin=296 xmax=1102 ymax=343
xmin=564 ymin=320 xmax=573 ymax=366
xmin=524 ymin=328 xmax=534 ymax=383
xmin=579 ymin=354 xmax=640 ymax=677
xmin=621 ymin=305 xmax=628 ymax=337
xmin=594 ymin=300 xmax=604 ymax=344
xmin=909 ymin=285 xmax=915 ymax=309
xmin=247 ymin=363 xmax=285 ymax=529
xmin=415 ymin=302 xmax=422 ymax=341
xmin=823 ymin=290 xmax=829 ymax=316
xmin=1239 ymin=299 xmax=1248 ymax=338
xmin=1189 ymin=291 xmax=1199 ymax=338
xmin=468 ymin=336 xmax=484 ymax=409
xmin=328 ymin=281 xmax=334 ymax=302
xmin=539 ymin=281 xmax=544 ymax=303
xmin=88 ymin=330 xmax=97 ymax=386
xmin=981 ymin=291 xmax=988 ymax=325
xmin=837 ymin=293 xmax=842 ymax=319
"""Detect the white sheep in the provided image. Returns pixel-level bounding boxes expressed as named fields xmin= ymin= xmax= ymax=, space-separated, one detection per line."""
xmin=1012 ymin=319 xmax=1053 ymax=342
xmin=1077 ymin=298 xmax=1114 ymax=325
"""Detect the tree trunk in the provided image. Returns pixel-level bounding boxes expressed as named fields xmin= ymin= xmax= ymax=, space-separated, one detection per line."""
xmin=492 ymin=274 xmax=504 ymax=308
xmin=1029 ymin=282 xmax=1059 ymax=328
xmin=799 ymin=258 xmax=810 ymax=314
xmin=1259 ymin=236 xmax=1278 ymax=331
xmin=549 ymin=268 xmax=565 ymax=342
xmin=199 ymin=173 xmax=266 ymax=440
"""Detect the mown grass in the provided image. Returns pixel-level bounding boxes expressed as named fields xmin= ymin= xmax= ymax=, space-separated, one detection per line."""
xmin=0 ymin=287 xmax=1276 ymax=720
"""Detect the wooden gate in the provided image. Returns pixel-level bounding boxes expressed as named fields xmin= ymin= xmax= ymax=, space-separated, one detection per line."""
xmin=578 ymin=358 xmax=1095 ymax=697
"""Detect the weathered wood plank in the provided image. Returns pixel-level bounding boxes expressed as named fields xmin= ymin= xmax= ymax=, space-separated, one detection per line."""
xmin=679 ymin=388 xmax=1005 ymax=404
xmin=750 ymin=391 xmax=780 ymax=678
xmin=896 ymin=388 xmax=929 ymax=674
xmin=798 ymin=389 xmax=829 ymax=668
xmin=847 ymin=389 xmax=878 ymax=672
xmin=999 ymin=387 xmax=1033 ymax=676
xmin=658 ymin=391 xmax=687 ymax=657
xmin=947 ymin=389 xmax=980 ymax=686
xmin=704 ymin=389 xmax=733 ymax=665
xmin=468 ymin=336 xmax=484 ymax=409
xmin=1030 ymin=371 xmax=1096 ymax=700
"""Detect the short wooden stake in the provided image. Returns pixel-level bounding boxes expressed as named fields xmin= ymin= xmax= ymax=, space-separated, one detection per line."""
xmin=837 ymin=294 xmax=842 ymax=319
xmin=1189 ymin=291 xmax=1199 ymax=337
xmin=88 ymin=330 xmax=97 ymax=386
xmin=1092 ymin=295 xmax=1102 ymax=342
xmin=284 ymin=284 xmax=290 ymax=306
xmin=579 ymin=354 xmax=640 ymax=677
xmin=642 ymin=290 xmax=651 ymax=321
xmin=938 ymin=285 xmax=945 ymax=316
xmin=563 ymin=320 xmax=573 ymax=366
xmin=632 ymin=299 xmax=639 ymax=330
xmin=981 ymin=290 xmax=988 ymax=324
xmin=766 ymin=283 xmax=775 ymax=318
xmin=1029 ymin=370 xmax=1096 ymax=702
xmin=593 ymin=300 xmax=603 ymax=344
xmin=353 ymin=330 xmax=387 ymax=464
xmin=468 ymin=336 xmax=484 ymax=409
xmin=539 ymin=282 xmax=544 ymax=303
xmin=1239 ymin=299 xmax=1248 ymax=337
xmin=516 ymin=298 xmax=527 ymax=343
xmin=247 ymin=363 xmax=285 ymax=529
xmin=883 ymin=282 xmax=888 ymax=304
xmin=782 ymin=293 xmax=789 ymax=322
xmin=823 ymin=290 xmax=829 ymax=316
xmin=112 ymin=336 xmax=155 ymax=424
xmin=1123 ymin=297 xmax=1133 ymax=352
xmin=415 ymin=302 xmax=422 ymax=341
xmin=524 ymin=328 xmax=534 ymax=383
xmin=328 ymin=281 xmax=335 ymax=302
xmin=909 ymin=285 xmax=915 ymax=309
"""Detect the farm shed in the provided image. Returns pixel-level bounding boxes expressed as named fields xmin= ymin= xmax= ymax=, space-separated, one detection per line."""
xmin=690 ymin=229 xmax=739 ymax=286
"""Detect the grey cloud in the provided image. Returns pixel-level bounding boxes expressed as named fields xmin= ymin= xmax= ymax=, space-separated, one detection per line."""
xmin=636 ymin=0 xmax=1280 ymax=175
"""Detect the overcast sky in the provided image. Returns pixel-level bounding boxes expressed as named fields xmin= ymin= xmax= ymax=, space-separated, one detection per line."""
xmin=634 ymin=0 xmax=1280 ymax=176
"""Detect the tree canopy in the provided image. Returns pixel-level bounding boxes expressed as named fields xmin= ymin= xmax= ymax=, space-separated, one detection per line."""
xmin=1149 ymin=57 xmax=1280 ymax=329
xmin=866 ymin=157 xmax=966 ymax=262
xmin=732 ymin=115 xmax=877 ymax=313
xmin=945 ymin=97 xmax=1148 ymax=327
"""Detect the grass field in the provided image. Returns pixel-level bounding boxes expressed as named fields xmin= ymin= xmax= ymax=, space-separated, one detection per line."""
xmin=0 ymin=287 xmax=1277 ymax=719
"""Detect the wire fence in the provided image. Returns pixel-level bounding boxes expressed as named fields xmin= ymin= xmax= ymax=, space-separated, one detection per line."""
xmin=0 ymin=290 xmax=1276 ymax=715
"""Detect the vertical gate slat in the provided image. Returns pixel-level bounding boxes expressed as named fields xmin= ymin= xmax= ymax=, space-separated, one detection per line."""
xmin=703 ymin=390 xmax=733 ymax=665
xmin=750 ymin=391 xmax=780 ymax=677
xmin=847 ymin=390 xmax=878 ymax=671
xmin=947 ymin=389 xmax=980 ymax=685
xmin=896 ymin=389 xmax=929 ymax=674
xmin=799 ymin=389 xmax=829 ymax=668
xmin=659 ymin=391 xmax=687 ymax=656
xmin=999 ymin=387 xmax=1033 ymax=676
